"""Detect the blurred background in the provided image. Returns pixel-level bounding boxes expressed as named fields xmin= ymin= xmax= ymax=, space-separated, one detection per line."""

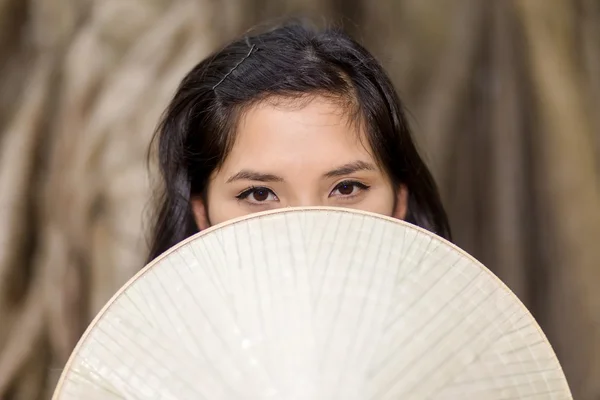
xmin=0 ymin=0 xmax=599 ymax=399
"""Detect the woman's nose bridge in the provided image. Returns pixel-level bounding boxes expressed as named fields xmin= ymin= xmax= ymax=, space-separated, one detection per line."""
xmin=286 ymin=192 xmax=324 ymax=207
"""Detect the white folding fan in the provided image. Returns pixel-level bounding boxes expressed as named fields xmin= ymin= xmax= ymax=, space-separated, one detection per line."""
xmin=52 ymin=207 xmax=572 ymax=399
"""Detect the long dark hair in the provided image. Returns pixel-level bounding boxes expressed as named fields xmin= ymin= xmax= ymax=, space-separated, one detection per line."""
xmin=147 ymin=20 xmax=451 ymax=262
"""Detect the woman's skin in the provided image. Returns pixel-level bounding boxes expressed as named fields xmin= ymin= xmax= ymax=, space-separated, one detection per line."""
xmin=192 ymin=96 xmax=408 ymax=229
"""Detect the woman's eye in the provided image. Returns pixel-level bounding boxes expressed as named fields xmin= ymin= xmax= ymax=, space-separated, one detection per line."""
xmin=330 ymin=181 xmax=370 ymax=197
xmin=237 ymin=187 xmax=278 ymax=203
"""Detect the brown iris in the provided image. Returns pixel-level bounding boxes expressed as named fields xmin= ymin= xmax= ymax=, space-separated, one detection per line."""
xmin=252 ymin=189 xmax=270 ymax=201
xmin=337 ymin=183 xmax=354 ymax=195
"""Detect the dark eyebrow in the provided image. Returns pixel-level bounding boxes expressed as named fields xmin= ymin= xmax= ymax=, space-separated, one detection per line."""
xmin=323 ymin=161 xmax=376 ymax=178
xmin=226 ymin=169 xmax=284 ymax=183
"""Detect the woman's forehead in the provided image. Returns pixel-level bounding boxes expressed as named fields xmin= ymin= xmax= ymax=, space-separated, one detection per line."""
xmin=220 ymin=96 xmax=377 ymax=176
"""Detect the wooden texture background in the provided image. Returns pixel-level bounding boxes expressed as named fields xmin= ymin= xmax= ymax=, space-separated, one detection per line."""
xmin=0 ymin=0 xmax=598 ymax=398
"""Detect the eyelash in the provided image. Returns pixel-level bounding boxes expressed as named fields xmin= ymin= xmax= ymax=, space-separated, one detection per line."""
xmin=235 ymin=181 xmax=371 ymax=204
xmin=331 ymin=180 xmax=370 ymax=198
xmin=236 ymin=186 xmax=276 ymax=202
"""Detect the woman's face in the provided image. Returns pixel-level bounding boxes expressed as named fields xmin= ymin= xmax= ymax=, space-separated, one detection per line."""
xmin=192 ymin=96 xmax=407 ymax=229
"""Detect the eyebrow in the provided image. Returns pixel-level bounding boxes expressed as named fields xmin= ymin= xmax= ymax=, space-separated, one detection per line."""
xmin=226 ymin=170 xmax=284 ymax=183
xmin=225 ymin=160 xmax=376 ymax=184
xmin=322 ymin=161 xmax=376 ymax=178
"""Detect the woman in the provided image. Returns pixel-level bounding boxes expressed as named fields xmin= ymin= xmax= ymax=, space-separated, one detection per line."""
xmin=147 ymin=20 xmax=451 ymax=262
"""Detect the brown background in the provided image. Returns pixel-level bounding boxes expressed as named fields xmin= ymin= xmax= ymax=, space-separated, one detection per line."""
xmin=0 ymin=0 xmax=599 ymax=398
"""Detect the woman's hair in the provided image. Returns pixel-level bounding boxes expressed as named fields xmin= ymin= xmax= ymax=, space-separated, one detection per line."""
xmin=147 ymin=20 xmax=451 ymax=262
